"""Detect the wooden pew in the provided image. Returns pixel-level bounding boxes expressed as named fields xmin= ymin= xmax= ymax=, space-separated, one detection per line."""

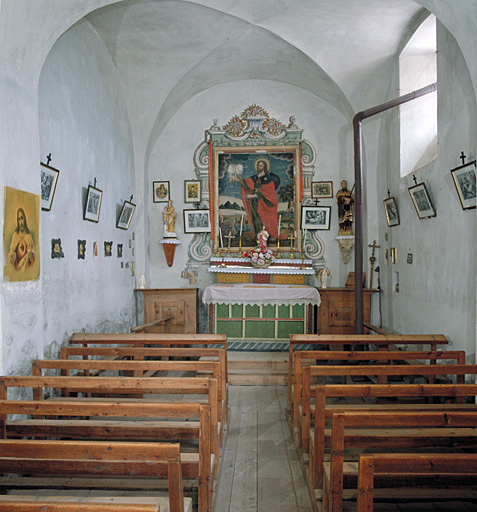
xmin=33 ymin=357 xmax=228 ymax=431
xmin=299 ymin=363 xmax=477 ymax=453
xmin=309 ymin=383 xmax=477 ymax=491
xmin=0 ymin=399 xmax=212 ymax=511
xmin=324 ymin=410 xmax=477 ymax=512
xmin=357 ymin=453 xmax=477 ymax=512
xmin=287 ymin=334 xmax=450 ymax=411
xmin=0 ymin=499 xmax=163 ymax=511
xmin=0 ymin=440 xmax=190 ymax=512
xmin=289 ymin=349 xmax=465 ymax=425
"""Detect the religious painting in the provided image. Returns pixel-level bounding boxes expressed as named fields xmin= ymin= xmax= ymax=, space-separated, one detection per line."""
xmin=451 ymin=161 xmax=476 ymax=210
xmin=40 ymin=162 xmax=59 ymax=211
xmin=51 ymin=238 xmax=64 ymax=259
xmin=84 ymin=184 xmax=103 ymax=223
xmin=184 ymin=180 xmax=201 ymax=203
xmin=78 ymin=239 xmax=86 ymax=260
xmin=3 ymin=187 xmax=41 ymax=282
xmin=408 ymin=182 xmax=436 ymax=219
xmin=183 ymin=209 xmax=210 ymax=234
xmin=117 ymin=200 xmax=136 ymax=230
xmin=311 ymin=181 xmax=333 ymax=199
xmin=117 ymin=243 xmax=123 ymax=258
xmin=104 ymin=241 xmax=113 ymax=257
xmin=383 ymin=196 xmax=400 ymax=227
xmin=301 ymin=206 xmax=331 ymax=230
xmin=93 ymin=241 xmax=99 ymax=261
xmin=153 ymin=181 xmax=170 ymax=203
xmin=210 ymin=147 xmax=301 ymax=253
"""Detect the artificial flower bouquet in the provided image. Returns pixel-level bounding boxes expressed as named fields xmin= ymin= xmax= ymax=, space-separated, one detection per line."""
xmin=242 ymin=247 xmax=275 ymax=268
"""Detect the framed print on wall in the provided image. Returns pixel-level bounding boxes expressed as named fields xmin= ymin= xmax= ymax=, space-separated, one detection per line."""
xmin=408 ymin=182 xmax=436 ymax=219
xmin=311 ymin=181 xmax=333 ymax=199
xmin=153 ymin=181 xmax=170 ymax=203
xmin=383 ymin=196 xmax=400 ymax=227
xmin=40 ymin=162 xmax=60 ymax=211
xmin=84 ymin=184 xmax=103 ymax=223
xmin=183 ymin=209 xmax=211 ymax=234
xmin=117 ymin=200 xmax=136 ymax=230
xmin=301 ymin=205 xmax=331 ymax=230
xmin=184 ymin=180 xmax=201 ymax=203
xmin=450 ymin=161 xmax=476 ymax=210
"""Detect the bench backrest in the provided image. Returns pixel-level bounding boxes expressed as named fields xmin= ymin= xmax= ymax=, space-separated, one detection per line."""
xmin=0 ymin=502 xmax=161 ymax=512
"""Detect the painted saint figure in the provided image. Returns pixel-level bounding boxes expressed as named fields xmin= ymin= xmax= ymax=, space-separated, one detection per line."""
xmin=8 ymin=208 xmax=36 ymax=271
xmin=238 ymin=157 xmax=281 ymax=239
xmin=336 ymin=180 xmax=355 ymax=235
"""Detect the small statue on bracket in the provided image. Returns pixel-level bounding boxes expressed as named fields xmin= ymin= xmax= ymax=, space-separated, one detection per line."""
xmin=336 ymin=180 xmax=355 ymax=235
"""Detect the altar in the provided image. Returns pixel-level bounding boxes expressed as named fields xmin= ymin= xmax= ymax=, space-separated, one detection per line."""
xmin=203 ymin=258 xmax=320 ymax=350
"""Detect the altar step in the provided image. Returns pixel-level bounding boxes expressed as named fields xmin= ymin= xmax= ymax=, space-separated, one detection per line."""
xmin=227 ymin=351 xmax=288 ymax=386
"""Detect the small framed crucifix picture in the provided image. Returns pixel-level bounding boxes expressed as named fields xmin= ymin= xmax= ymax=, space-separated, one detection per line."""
xmin=84 ymin=184 xmax=103 ymax=223
xmin=184 ymin=180 xmax=201 ymax=203
xmin=153 ymin=181 xmax=170 ymax=203
xmin=311 ymin=181 xmax=333 ymax=199
xmin=408 ymin=182 xmax=436 ymax=219
xmin=301 ymin=205 xmax=331 ymax=230
xmin=383 ymin=196 xmax=400 ymax=227
xmin=117 ymin=200 xmax=136 ymax=230
xmin=40 ymin=162 xmax=60 ymax=211
xmin=450 ymin=161 xmax=476 ymax=210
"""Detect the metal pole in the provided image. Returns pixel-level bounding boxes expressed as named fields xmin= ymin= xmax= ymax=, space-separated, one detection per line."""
xmin=353 ymin=82 xmax=437 ymax=334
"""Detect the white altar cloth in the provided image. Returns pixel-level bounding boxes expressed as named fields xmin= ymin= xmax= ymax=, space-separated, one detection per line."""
xmin=202 ymin=283 xmax=320 ymax=307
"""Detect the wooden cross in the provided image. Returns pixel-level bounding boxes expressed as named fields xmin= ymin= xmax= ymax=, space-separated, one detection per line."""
xmin=287 ymin=233 xmax=296 ymax=259
xmin=94 ymin=178 xmax=97 ymax=188
xmin=46 ymin=153 xmax=52 ymax=165
xmin=412 ymin=175 xmax=418 ymax=186
xmin=368 ymin=240 xmax=380 ymax=289
xmin=224 ymin=232 xmax=234 ymax=250
xmin=130 ymin=195 xmax=134 ymax=202
xmin=460 ymin=151 xmax=467 ymax=165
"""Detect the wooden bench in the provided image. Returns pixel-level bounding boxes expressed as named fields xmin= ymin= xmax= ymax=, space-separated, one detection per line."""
xmin=289 ymin=349 xmax=465 ymax=426
xmin=0 ymin=439 xmax=190 ymax=512
xmin=0 ymin=500 xmax=162 ymax=512
xmin=33 ymin=357 xmax=228 ymax=431
xmin=309 ymin=383 xmax=477 ymax=491
xmin=299 ymin=363 xmax=477 ymax=453
xmin=357 ymin=453 xmax=477 ymax=511
xmin=323 ymin=410 xmax=477 ymax=512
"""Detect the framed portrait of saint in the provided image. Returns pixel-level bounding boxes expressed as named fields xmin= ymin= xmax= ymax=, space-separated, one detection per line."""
xmin=450 ymin=161 xmax=476 ymax=210
xmin=209 ymin=147 xmax=301 ymax=253
xmin=408 ymin=182 xmax=436 ymax=219
xmin=184 ymin=180 xmax=201 ymax=203
xmin=117 ymin=200 xmax=136 ymax=230
xmin=153 ymin=181 xmax=170 ymax=203
xmin=40 ymin=162 xmax=59 ymax=211
xmin=383 ymin=196 xmax=400 ymax=227
xmin=84 ymin=184 xmax=103 ymax=223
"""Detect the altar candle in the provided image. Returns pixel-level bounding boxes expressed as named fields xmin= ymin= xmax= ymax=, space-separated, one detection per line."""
xmin=278 ymin=214 xmax=281 ymax=237
xmin=240 ymin=214 xmax=244 ymax=237
xmin=219 ymin=227 xmax=223 ymax=248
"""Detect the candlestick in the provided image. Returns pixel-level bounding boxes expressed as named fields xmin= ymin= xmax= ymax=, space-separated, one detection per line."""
xmin=219 ymin=227 xmax=223 ymax=248
xmin=278 ymin=214 xmax=281 ymax=237
xmin=240 ymin=214 xmax=244 ymax=237
xmin=287 ymin=233 xmax=296 ymax=259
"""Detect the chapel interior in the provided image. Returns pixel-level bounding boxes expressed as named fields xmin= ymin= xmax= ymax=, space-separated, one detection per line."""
xmin=1 ymin=1 xmax=477 ymax=511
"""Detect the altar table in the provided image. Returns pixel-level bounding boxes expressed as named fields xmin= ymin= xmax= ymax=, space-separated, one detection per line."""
xmin=203 ymin=283 xmax=320 ymax=350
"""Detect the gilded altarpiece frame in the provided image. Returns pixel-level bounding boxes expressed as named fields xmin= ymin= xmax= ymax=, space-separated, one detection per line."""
xmin=182 ymin=105 xmax=325 ymax=285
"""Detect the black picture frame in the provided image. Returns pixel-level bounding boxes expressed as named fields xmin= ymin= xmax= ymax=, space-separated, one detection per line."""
xmin=311 ymin=181 xmax=333 ymax=199
xmin=450 ymin=161 xmax=476 ymax=210
xmin=153 ymin=181 xmax=170 ymax=203
xmin=117 ymin=200 xmax=136 ymax=230
xmin=383 ymin=197 xmax=400 ymax=227
xmin=301 ymin=205 xmax=331 ymax=230
xmin=408 ymin=182 xmax=436 ymax=219
xmin=84 ymin=184 xmax=103 ymax=223
xmin=184 ymin=180 xmax=201 ymax=203
xmin=40 ymin=162 xmax=60 ymax=211
xmin=183 ymin=209 xmax=211 ymax=233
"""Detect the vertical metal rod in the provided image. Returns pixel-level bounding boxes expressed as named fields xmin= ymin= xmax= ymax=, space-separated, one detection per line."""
xmin=353 ymin=83 xmax=437 ymax=334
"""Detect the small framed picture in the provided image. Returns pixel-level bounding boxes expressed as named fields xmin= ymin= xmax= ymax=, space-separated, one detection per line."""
xmin=40 ymin=163 xmax=60 ymax=211
xmin=104 ymin=241 xmax=113 ymax=257
xmin=84 ymin=184 xmax=103 ymax=223
xmin=450 ymin=161 xmax=476 ymax=210
xmin=408 ymin=182 xmax=436 ymax=219
xmin=183 ymin=209 xmax=211 ymax=234
xmin=311 ymin=181 xmax=333 ymax=199
xmin=383 ymin=197 xmax=400 ymax=227
xmin=301 ymin=205 xmax=331 ymax=230
xmin=117 ymin=200 xmax=136 ymax=230
xmin=184 ymin=180 xmax=201 ymax=203
xmin=153 ymin=181 xmax=170 ymax=203
xmin=78 ymin=239 xmax=86 ymax=260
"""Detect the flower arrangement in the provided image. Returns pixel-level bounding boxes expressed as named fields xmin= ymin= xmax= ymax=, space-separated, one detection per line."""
xmin=242 ymin=247 xmax=275 ymax=268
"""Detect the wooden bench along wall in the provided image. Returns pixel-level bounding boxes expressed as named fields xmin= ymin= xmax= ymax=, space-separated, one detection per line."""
xmin=309 ymin=383 xmax=477 ymax=491
xmin=289 ymin=350 xmax=466 ymax=426
xmin=0 ymin=440 xmax=189 ymax=512
xmin=299 ymin=363 xmax=477 ymax=453
xmin=33 ymin=358 xmax=228 ymax=430
xmin=357 ymin=453 xmax=477 ymax=512
xmin=0 ymin=500 xmax=163 ymax=512
xmin=323 ymin=410 xmax=477 ymax=512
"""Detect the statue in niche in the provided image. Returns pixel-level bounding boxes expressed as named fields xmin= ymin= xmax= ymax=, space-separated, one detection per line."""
xmin=336 ymin=180 xmax=355 ymax=235
xmin=163 ymin=200 xmax=177 ymax=238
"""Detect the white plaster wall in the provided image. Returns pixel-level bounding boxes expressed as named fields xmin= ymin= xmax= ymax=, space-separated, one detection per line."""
xmin=37 ymin=19 xmax=136 ymax=359
xmin=146 ymin=81 xmax=355 ymax=329
xmin=374 ymin=23 xmax=476 ymax=358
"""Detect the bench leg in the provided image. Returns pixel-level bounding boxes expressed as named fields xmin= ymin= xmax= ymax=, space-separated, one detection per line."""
xmin=357 ymin=456 xmax=375 ymax=512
